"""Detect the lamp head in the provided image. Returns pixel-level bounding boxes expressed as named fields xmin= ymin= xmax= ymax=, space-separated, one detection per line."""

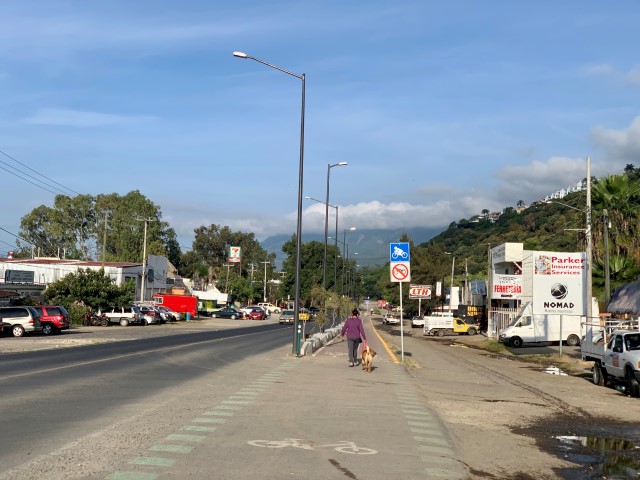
xmin=233 ymin=51 xmax=248 ymax=58
xmin=338 ymin=162 xmax=348 ymax=166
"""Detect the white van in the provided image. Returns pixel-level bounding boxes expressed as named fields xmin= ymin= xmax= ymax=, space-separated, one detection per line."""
xmin=499 ymin=301 xmax=596 ymax=348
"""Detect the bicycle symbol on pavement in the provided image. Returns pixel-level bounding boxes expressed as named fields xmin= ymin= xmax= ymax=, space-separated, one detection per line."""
xmin=248 ymin=438 xmax=377 ymax=455
xmin=391 ymin=246 xmax=409 ymax=260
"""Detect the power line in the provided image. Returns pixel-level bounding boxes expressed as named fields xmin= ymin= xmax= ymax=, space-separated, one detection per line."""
xmin=0 ymin=149 xmax=80 ymax=196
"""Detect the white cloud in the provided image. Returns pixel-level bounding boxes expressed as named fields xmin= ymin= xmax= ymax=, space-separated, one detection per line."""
xmin=582 ymin=63 xmax=614 ymax=77
xmin=24 ymin=108 xmax=155 ymax=127
xmin=590 ymin=116 xmax=640 ymax=166
xmin=627 ymin=66 xmax=640 ymax=85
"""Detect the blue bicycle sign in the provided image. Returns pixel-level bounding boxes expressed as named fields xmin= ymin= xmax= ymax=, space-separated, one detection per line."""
xmin=389 ymin=242 xmax=410 ymax=262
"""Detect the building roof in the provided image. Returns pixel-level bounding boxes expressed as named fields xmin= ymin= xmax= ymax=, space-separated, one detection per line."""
xmin=0 ymin=258 xmax=140 ymax=268
xmin=608 ymin=281 xmax=640 ymax=315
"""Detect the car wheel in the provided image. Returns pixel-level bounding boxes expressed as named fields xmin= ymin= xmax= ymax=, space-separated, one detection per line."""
xmin=142 ymin=319 xmax=148 ymax=326
xmin=467 ymin=327 xmax=477 ymax=336
xmin=119 ymin=318 xmax=129 ymax=327
xmin=510 ymin=337 xmax=523 ymax=348
xmin=436 ymin=329 xmax=445 ymax=337
xmin=592 ymin=363 xmax=606 ymax=387
xmin=12 ymin=325 xmax=25 ymax=337
xmin=42 ymin=323 xmax=54 ymax=335
xmin=231 ymin=315 xmax=237 ymax=320
xmin=566 ymin=334 xmax=580 ymax=347
xmin=627 ymin=368 xmax=640 ymax=398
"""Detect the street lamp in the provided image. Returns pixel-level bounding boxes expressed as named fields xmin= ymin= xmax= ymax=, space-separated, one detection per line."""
xmin=343 ymin=227 xmax=356 ymax=295
xmin=306 ymin=196 xmax=340 ymax=294
xmin=234 ymin=51 xmax=306 ymax=356
xmin=445 ymin=252 xmax=455 ymax=310
xmin=324 ymin=162 xmax=348 ymax=289
xmin=261 ymin=260 xmax=271 ymax=302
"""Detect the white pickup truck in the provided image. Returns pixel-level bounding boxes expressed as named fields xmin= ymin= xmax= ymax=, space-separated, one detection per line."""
xmin=581 ymin=318 xmax=640 ymax=397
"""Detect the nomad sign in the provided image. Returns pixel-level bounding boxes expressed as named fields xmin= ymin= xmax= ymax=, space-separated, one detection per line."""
xmin=409 ymin=284 xmax=432 ymax=299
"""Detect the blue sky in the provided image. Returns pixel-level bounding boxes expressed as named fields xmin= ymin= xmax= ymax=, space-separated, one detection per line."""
xmin=1 ymin=1 xmax=639 ymax=254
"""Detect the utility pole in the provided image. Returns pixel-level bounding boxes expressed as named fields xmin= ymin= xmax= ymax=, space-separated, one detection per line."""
xmin=464 ymin=257 xmax=469 ymax=305
xmin=603 ymin=209 xmax=611 ymax=308
xmin=136 ymin=217 xmax=154 ymax=302
xmin=223 ymin=263 xmax=233 ymax=293
xmin=101 ymin=212 xmax=108 ymax=268
xmin=261 ymin=261 xmax=270 ymax=302
xmin=586 ymin=156 xmax=593 ymax=325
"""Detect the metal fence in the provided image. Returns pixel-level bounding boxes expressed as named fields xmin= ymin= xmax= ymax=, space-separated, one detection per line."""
xmin=487 ymin=307 xmax=519 ymax=340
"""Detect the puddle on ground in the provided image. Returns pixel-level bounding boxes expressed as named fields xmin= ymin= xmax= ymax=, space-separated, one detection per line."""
xmin=555 ymin=435 xmax=640 ymax=479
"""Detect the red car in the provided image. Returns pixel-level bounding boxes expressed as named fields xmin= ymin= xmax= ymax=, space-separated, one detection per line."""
xmin=247 ymin=308 xmax=267 ymax=320
xmin=32 ymin=305 xmax=70 ymax=335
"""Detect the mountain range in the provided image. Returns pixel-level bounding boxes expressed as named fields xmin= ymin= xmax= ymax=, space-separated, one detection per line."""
xmin=261 ymin=227 xmax=442 ymax=269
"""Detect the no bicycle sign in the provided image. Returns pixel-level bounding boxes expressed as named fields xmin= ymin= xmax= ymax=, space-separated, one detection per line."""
xmin=390 ymin=262 xmax=411 ymax=283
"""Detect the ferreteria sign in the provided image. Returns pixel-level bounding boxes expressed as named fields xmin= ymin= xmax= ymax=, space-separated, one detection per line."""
xmin=532 ymin=251 xmax=585 ymax=316
xmin=491 ymin=274 xmax=523 ymax=300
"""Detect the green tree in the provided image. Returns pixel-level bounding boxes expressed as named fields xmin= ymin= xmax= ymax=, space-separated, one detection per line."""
xmin=44 ymin=268 xmax=134 ymax=312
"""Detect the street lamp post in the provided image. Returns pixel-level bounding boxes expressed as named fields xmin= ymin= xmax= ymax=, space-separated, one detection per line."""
xmin=261 ymin=261 xmax=270 ymax=302
xmin=306 ymin=196 xmax=339 ymax=293
xmin=324 ymin=162 xmax=348 ymax=289
xmin=342 ymin=227 xmax=356 ymax=295
xmin=234 ymin=51 xmax=305 ymax=356
xmin=445 ymin=252 xmax=455 ymax=312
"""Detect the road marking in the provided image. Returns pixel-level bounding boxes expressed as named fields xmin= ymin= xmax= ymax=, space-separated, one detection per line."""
xmin=214 ymin=405 xmax=242 ymax=410
xmin=367 ymin=317 xmax=400 ymax=364
xmin=203 ymin=410 xmax=234 ymax=416
xmin=408 ymin=421 xmax=436 ymax=428
xmin=421 ymin=456 xmax=457 ymax=465
xmin=149 ymin=444 xmax=194 ymax=453
xmin=414 ymin=436 xmax=450 ymax=446
xmin=182 ymin=425 xmax=217 ymax=432
xmin=165 ymin=433 xmax=206 ymax=442
xmin=411 ymin=428 xmax=443 ymax=436
xmin=131 ymin=456 xmax=175 ymax=467
xmin=424 ymin=467 xmax=466 ymax=478
xmin=417 ymin=445 xmax=455 ymax=455
xmin=106 ymin=472 xmax=159 ymax=480
xmin=223 ymin=400 xmax=251 ymax=405
xmin=193 ymin=417 xmax=226 ymax=423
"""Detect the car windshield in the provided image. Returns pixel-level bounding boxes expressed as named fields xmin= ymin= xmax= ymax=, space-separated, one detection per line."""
xmin=282 ymin=310 xmax=294 ymax=316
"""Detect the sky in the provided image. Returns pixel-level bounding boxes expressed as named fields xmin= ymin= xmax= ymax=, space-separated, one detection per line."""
xmin=1 ymin=1 xmax=639 ymax=255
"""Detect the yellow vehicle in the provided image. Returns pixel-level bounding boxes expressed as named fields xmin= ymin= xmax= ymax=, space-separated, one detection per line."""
xmin=423 ymin=316 xmax=479 ymax=336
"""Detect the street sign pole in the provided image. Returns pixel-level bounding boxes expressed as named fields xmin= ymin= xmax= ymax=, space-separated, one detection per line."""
xmin=389 ymin=242 xmax=411 ymax=362
xmin=399 ymin=282 xmax=404 ymax=362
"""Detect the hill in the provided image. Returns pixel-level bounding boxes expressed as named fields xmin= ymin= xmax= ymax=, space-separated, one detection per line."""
xmin=261 ymin=226 xmax=443 ymax=269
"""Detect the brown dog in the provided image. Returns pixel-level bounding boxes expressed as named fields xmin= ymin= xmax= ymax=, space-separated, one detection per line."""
xmin=361 ymin=346 xmax=377 ymax=373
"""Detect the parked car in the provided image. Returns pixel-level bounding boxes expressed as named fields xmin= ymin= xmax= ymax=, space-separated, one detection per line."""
xmin=156 ymin=305 xmax=179 ymax=322
xmin=241 ymin=305 xmax=269 ymax=318
xmin=279 ymin=310 xmax=294 ymax=324
xmin=0 ymin=306 xmax=42 ymax=337
xmin=247 ymin=308 xmax=267 ymax=320
xmin=308 ymin=307 xmax=320 ymax=317
xmin=212 ymin=306 xmax=244 ymax=319
xmin=258 ymin=302 xmax=280 ymax=314
xmin=32 ymin=305 xmax=70 ymax=335
xmin=137 ymin=305 xmax=164 ymax=325
xmin=100 ymin=306 xmax=144 ymax=326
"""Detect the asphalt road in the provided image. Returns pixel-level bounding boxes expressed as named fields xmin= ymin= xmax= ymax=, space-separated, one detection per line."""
xmin=0 ymin=323 xmax=289 ymax=477
xmin=2 ymin=316 xmax=639 ymax=480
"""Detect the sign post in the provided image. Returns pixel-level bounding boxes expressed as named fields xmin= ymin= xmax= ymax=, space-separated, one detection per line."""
xmin=390 ymin=242 xmax=411 ymax=361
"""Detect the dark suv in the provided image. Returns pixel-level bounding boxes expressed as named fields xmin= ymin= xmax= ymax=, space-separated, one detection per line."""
xmin=32 ymin=305 xmax=70 ymax=335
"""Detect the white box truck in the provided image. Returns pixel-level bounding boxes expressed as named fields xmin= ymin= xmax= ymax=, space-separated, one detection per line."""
xmin=498 ymin=301 xmax=596 ymax=348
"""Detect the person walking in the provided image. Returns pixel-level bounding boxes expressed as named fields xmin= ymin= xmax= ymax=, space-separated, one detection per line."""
xmin=341 ymin=309 xmax=366 ymax=367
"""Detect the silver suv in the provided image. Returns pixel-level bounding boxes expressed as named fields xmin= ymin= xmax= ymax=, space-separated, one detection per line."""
xmin=0 ymin=306 xmax=42 ymax=337
xmin=100 ymin=306 xmax=143 ymax=327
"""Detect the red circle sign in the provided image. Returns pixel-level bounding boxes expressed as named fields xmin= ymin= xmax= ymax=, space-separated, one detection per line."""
xmin=391 ymin=263 xmax=409 ymax=281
